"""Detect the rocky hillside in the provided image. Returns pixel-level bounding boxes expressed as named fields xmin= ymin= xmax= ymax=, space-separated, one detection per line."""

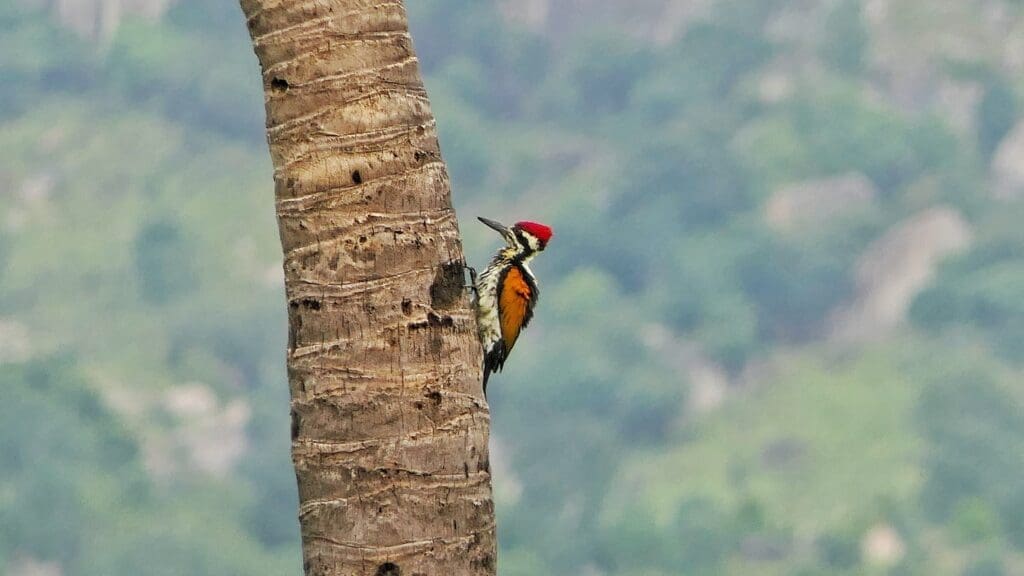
xmin=3 ymin=1 xmax=1024 ymax=575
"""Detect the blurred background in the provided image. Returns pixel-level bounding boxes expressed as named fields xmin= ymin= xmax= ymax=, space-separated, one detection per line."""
xmin=3 ymin=0 xmax=1024 ymax=574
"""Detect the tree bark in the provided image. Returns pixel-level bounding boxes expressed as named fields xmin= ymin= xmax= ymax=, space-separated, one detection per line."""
xmin=238 ymin=2 xmax=496 ymax=575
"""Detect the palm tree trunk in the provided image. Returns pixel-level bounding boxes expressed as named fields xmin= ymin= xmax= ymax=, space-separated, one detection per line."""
xmin=238 ymin=2 xmax=496 ymax=574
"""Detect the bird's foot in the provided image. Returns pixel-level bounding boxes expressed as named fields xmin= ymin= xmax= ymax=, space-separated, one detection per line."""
xmin=463 ymin=263 xmax=479 ymax=297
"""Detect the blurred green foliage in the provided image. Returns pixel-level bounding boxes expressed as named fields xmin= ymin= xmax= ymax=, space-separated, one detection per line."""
xmin=134 ymin=219 xmax=196 ymax=304
xmin=2 ymin=0 xmax=1024 ymax=574
xmin=917 ymin=355 xmax=1024 ymax=549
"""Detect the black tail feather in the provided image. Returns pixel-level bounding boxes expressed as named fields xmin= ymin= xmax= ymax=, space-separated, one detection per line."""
xmin=481 ymin=342 xmax=505 ymax=398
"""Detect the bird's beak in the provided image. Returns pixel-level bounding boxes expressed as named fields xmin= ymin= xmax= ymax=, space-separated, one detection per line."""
xmin=478 ymin=217 xmax=508 ymax=236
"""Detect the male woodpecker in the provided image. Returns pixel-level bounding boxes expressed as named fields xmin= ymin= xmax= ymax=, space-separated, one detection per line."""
xmin=473 ymin=216 xmax=554 ymax=394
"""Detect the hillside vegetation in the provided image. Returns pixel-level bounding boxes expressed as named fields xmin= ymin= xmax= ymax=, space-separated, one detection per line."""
xmin=2 ymin=0 xmax=1024 ymax=574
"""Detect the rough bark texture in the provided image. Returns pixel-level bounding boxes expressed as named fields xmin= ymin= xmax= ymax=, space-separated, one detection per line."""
xmin=238 ymin=1 xmax=496 ymax=574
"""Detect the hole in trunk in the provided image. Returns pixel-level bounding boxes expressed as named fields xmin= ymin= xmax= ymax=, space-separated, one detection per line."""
xmin=270 ymin=77 xmax=289 ymax=93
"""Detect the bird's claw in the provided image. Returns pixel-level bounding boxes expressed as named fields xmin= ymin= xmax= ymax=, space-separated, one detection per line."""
xmin=462 ymin=263 xmax=479 ymax=299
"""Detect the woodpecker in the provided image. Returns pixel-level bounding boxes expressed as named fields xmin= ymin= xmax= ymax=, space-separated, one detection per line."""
xmin=473 ymin=216 xmax=553 ymax=394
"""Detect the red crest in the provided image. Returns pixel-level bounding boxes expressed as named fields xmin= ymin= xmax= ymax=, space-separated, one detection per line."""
xmin=515 ymin=221 xmax=553 ymax=243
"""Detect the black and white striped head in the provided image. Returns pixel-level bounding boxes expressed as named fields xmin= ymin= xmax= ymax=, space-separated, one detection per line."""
xmin=479 ymin=217 xmax=553 ymax=256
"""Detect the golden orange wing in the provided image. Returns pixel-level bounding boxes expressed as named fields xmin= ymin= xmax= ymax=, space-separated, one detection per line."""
xmin=499 ymin=266 xmax=533 ymax=355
